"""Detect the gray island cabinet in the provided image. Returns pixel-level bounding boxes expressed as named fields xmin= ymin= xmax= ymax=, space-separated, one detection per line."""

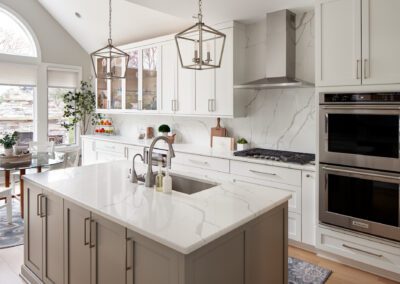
xmin=21 ymin=162 xmax=289 ymax=284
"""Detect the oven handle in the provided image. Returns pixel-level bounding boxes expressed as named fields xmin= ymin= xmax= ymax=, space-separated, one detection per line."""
xmin=322 ymin=166 xmax=400 ymax=181
xmin=322 ymin=105 xmax=400 ymax=111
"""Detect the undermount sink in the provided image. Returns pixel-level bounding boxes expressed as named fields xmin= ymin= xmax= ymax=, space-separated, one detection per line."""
xmin=138 ymin=172 xmax=217 ymax=195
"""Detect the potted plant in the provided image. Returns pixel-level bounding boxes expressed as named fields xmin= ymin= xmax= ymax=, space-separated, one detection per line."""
xmin=0 ymin=132 xmax=18 ymax=156
xmin=62 ymin=81 xmax=101 ymax=136
xmin=236 ymin=138 xmax=249 ymax=151
xmin=158 ymin=124 xmax=171 ymax=136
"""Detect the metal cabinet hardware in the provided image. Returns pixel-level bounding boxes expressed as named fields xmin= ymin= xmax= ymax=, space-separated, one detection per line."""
xmin=90 ymin=220 xmax=96 ymax=248
xmin=342 ymin=244 xmax=382 ymax=258
xmin=356 ymin=59 xmax=361 ymax=79
xmin=322 ymin=166 xmax=400 ymax=180
xmin=189 ymin=159 xmax=208 ymax=165
xmin=364 ymin=59 xmax=368 ymax=79
xmin=36 ymin=193 xmax=42 ymax=216
xmin=249 ymin=169 xmax=277 ymax=176
xmin=126 ymin=238 xmax=133 ymax=271
xmin=40 ymin=195 xmax=47 ymax=218
xmin=84 ymin=217 xmax=90 ymax=246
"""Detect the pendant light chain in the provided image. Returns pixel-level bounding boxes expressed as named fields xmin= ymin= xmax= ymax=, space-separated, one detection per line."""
xmin=198 ymin=0 xmax=203 ymax=22
xmin=108 ymin=0 xmax=112 ymax=44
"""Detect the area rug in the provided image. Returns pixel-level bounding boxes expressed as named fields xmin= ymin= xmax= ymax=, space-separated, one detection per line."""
xmin=0 ymin=200 xmax=24 ymax=249
xmin=289 ymin=257 xmax=332 ymax=284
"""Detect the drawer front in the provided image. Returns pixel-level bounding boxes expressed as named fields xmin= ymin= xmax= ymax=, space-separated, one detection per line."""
xmin=231 ymin=175 xmax=301 ymax=214
xmin=288 ymin=212 xmax=302 ymax=242
xmin=230 ymin=160 xmax=301 ymax=186
xmin=95 ymin=141 xmax=126 ymax=156
xmin=317 ymin=226 xmax=400 ymax=274
xmin=172 ymin=164 xmax=231 ymax=183
xmin=173 ymin=152 xmax=230 ymax=173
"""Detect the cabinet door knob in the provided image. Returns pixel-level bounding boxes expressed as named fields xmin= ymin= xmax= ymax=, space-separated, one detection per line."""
xmin=306 ymin=174 xmax=311 ymax=178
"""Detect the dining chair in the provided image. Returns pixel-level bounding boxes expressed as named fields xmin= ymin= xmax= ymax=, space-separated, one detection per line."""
xmin=0 ymin=186 xmax=13 ymax=224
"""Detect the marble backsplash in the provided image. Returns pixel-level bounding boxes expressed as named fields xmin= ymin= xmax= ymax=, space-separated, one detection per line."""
xmin=110 ymin=10 xmax=316 ymax=154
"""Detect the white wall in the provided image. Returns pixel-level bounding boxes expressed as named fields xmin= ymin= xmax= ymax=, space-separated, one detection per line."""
xmin=111 ymin=11 xmax=316 ymax=154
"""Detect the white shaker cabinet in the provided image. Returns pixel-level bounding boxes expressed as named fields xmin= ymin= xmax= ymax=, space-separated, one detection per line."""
xmin=316 ymin=0 xmax=362 ymax=87
xmin=361 ymin=0 xmax=400 ymax=85
xmin=161 ymin=41 xmax=177 ymax=114
xmin=317 ymin=0 xmax=400 ymax=87
xmin=176 ymin=39 xmax=195 ymax=114
xmin=301 ymin=171 xmax=317 ymax=247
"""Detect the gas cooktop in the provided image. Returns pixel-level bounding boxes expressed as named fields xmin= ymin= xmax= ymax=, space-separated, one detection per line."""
xmin=233 ymin=148 xmax=315 ymax=165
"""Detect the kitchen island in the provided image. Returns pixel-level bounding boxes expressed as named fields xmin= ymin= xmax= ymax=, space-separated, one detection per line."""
xmin=21 ymin=160 xmax=291 ymax=284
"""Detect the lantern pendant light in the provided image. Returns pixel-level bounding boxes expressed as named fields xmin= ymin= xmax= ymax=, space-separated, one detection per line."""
xmin=91 ymin=0 xmax=129 ymax=79
xmin=175 ymin=0 xmax=226 ymax=70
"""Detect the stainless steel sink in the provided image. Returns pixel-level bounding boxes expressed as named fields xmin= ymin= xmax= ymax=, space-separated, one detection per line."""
xmin=137 ymin=172 xmax=217 ymax=194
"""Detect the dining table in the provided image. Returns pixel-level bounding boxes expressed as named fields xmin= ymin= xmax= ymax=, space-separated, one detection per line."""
xmin=0 ymin=152 xmax=64 ymax=218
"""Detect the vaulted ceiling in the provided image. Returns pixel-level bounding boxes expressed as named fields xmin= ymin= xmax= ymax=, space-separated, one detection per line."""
xmin=38 ymin=0 xmax=313 ymax=53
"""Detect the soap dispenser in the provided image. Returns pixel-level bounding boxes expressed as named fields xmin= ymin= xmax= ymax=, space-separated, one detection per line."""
xmin=155 ymin=161 xmax=163 ymax=192
xmin=163 ymin=168 xmax=172 ymax=194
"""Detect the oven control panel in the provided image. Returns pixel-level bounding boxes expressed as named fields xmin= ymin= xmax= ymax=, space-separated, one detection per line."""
xmin=322 ymin=92 xmax=400 ymax=104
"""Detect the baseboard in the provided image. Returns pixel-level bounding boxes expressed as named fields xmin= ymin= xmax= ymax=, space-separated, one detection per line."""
xmin=20 ymin=265 xmax=43 ymax=284
xmin=316 ymin=249 xmax=400 ymax=283
xmin=289 ymin=240 xmax=317 ymax=253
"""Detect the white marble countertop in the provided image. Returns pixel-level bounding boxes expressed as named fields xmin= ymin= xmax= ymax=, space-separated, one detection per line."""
xmin=24 ymin=160 xmax=291 ymax=254
xmin=82 ymin=135 xmax=316 ymax=171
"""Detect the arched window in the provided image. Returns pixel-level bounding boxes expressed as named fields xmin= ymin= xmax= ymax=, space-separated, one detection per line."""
xmin=0 ymin=7 xmax=37 ymax=57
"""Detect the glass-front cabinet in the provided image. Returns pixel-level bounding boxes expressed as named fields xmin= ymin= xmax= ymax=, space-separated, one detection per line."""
xmin=96 ymin=45 xmax=160 ymax=112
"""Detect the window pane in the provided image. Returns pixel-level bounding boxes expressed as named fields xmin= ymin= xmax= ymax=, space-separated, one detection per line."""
xmin=48 ymin=88 xmax=75 ymax=145
xmin=0 ymin=8 xmax=37 ymax=57
xmin=0 ymin=85 xmax=34 ymax=138
xmin=142 ymin=47 xmax=158 ymax=110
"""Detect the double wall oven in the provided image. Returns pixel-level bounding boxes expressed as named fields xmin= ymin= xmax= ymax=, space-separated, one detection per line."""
xmin=319 ymin=92 xmax=400 ymax=241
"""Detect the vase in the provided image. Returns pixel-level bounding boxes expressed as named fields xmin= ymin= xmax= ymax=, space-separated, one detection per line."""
xmin=236 ymin=144 xmax=249 ymax=151
xmin=4 ymin=148 xmax=13 ymax=156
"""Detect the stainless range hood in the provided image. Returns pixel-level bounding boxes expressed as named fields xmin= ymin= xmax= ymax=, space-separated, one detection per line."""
xmin=234 ymin=10 xmax=314 ymax=90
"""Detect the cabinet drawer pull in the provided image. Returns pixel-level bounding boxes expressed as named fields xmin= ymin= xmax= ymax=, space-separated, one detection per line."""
xmin=90 ymin=220 xmax=96 ymax=248
xmin=364 ymin=59 xmax=368 ymax=79
xmin=126 ymin=238 xmax=133 ymax=271
xmin=36 ymin=193 xmax=42 ymax=216
xmin=40 ymin=195 xmax=47 ymax=218
xmin=356 ymin=59 xmax=361 ymax=79
xmin=249 ymin=169 xmax=277 ymax=176
xmin=342 ymin=244 xmax=382 ymax=258
xmin=84 ymin=217 xmax=90 ymax=246
xmin=188 ymin=159 xmax=208 ymax=165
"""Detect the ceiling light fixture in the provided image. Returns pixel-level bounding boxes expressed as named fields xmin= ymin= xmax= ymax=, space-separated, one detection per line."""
xmin=175 ymin=0 xmax=226 ymax=70
xmin=90 ymin=0 xmax=129 ymax=79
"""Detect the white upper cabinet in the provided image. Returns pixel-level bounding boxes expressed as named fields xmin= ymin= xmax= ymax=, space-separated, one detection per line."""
xmin=96 ymin=22 xmax=245 ymax=117
xmin=316 ymin=0 xmax=362 ymax=87
xmin=161 ymin=41 xmax=177 ymax=114
xmin=361 ymin=0 xmax=400 ymax=85
xmin=317 ymin=0 xmax=400 ymax=87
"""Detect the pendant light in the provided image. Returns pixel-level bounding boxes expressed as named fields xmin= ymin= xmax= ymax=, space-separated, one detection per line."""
xmin=175 ymin=0 xmax=226 ymax=70
xmin=91 ymin=0 xmax=129 ymax=79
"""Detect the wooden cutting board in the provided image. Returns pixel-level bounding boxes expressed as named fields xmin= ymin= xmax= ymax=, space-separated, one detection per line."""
xmin=210 ymin=118 xmax=227 ymax=146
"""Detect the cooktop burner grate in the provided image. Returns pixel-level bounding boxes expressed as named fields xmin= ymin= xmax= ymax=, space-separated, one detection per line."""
xmin=233 ymin=148 xmax=315 ymax=165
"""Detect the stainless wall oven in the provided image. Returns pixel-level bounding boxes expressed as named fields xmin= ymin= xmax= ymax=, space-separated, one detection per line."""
xmin=319 ymin=93 xmax=400 ymax=171
xmin=319 ymin=92 xmax=400 ymax=241
xmin=319 ymin=164 xmax=400 ymax=241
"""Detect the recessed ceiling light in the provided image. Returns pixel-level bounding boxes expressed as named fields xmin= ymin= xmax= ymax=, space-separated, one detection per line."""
xmin=75 ymin=12 xmax=81 ymax=18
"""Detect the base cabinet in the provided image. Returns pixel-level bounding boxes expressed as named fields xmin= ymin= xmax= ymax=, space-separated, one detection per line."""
xmin=24 ymin=184 xmax=64 ymax=284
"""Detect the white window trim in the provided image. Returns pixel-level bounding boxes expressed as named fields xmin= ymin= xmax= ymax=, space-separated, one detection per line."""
xmin=43 ymin=64 xmax=83 ymax=149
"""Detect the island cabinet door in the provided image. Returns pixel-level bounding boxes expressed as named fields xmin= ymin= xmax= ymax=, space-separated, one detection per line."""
xmin=126 ymin=229 xmax=182 ymax=284
xmin=64 ymin=201 xmax=91 ymax=284
xmin=90 ymin=213 xmax=126 ymax=284
xmin=42 ymin=192 xmax=64 ymax=284
xmin=24 ymin=184 xmax=44 ymax=279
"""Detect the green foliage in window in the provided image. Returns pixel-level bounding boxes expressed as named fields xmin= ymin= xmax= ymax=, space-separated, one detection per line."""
xmin=62 ymin=81 xmax=100 ymax=135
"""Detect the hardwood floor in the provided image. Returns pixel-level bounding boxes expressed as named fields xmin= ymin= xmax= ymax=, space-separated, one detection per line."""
xmin=289 ymin=246 xmax=398 ymax=284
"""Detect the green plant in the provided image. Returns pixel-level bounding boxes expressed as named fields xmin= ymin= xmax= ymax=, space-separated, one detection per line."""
xmin=62 ymin=81 xmax=101 ymax=135
xmin=158 ymin=124 xmax=171 ymax=133
xmin=237 ymin=138 xmax=248 ymax=144
xmin=0 ymin=132 xmax=18 ymax=149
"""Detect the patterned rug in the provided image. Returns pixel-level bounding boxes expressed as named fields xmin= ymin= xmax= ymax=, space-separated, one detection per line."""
xmin=0 ymin=200 xmax=24 ymax=249
xmin=289 ymin=257 xmax=332 ymax=284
